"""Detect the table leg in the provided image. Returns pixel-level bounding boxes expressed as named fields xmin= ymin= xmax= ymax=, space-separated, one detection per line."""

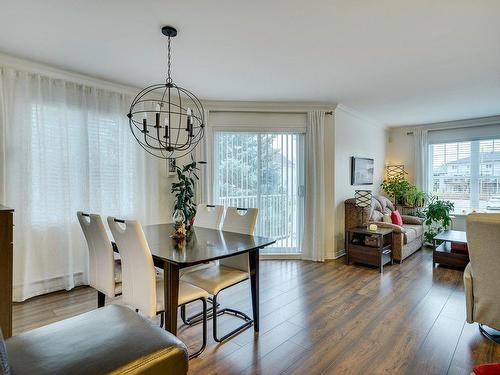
xmin=164 ymin=261 xmax=180 ymax=334
xmin=249 ymin=248 xmax=259 ymax=332
xmin=432 ymin=239 xmax=436 ymax=267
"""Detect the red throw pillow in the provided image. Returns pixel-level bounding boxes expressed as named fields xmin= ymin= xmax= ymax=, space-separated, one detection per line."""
xmin=391 ymin=210 xmax=403 ymax=226
xmin=473 ymin=363 xmax=500 ymax=375
xmin=451 ymin=242 xmax=468 ymax=254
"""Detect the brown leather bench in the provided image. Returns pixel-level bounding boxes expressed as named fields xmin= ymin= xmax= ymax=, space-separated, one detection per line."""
xmin=0 ymin=305 xmax=188 ymax=375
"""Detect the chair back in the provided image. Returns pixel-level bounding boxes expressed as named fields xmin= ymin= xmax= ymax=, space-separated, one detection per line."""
xmin=466 ymin=213 xmax=500 ymax=327
xmin=107 ymin=217 xmax=157 ymax=317
xmin=77 ymin=211 xmax=115 ymax=298
xmin=220 ymin=207 xmax=259 ymax=272
xmin=194 ymin=204 xmax=224 ymax=230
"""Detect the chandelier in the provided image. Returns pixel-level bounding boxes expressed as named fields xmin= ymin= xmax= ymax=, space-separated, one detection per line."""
xmin=127 ymin=26 xmax=205 ymax=159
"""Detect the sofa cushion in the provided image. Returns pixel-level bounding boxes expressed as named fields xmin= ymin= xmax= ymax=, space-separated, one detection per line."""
xmin=402 ymin=224 xmax=423 ymax=244
xmin=5 ymin=305 xmax=188 ymax=375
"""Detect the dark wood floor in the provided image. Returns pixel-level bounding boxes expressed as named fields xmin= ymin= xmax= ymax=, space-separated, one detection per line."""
xmin=13 ymin=248 xmax=500 ymax=374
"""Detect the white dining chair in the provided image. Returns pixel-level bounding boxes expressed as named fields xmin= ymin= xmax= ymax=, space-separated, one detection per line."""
xmin=107 ymin=216 xmax=208 ymax=359
xmin=193 ymin=204 xmax=224 ymax=230
xmin=181 ymin=207 xmax=259 ymax=342
xmin=77 ymin=211 xmax=122 ymax=308
xmin=179 ymin=204 xmax=224 ymax=325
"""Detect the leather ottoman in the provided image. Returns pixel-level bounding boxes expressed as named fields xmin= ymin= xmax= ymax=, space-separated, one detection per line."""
xmin=2 ymin=304 xmax=188 ymax=375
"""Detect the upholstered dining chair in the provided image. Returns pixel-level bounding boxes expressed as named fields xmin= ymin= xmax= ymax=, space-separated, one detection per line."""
xmin=77 ymin=211 xmax=122 ymax=308
xmin=107 ymin=217 xmax=208 ymax=358
xmin=464 ymin=213 xmax=500 ymax=343
xmin=182 ymin=207 xmax=259 ymax=342
xmin=179 ymin=204 xmax=224 ymax=325
xmin=193 ymin=204 xmax=224 ymax=230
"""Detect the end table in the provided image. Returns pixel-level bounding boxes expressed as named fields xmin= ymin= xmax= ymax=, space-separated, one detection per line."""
xmin=346 ymin=227 xmax=393 ymax=273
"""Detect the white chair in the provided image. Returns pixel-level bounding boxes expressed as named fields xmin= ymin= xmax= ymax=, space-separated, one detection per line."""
xmin=193 ymin=204 xmax=224 ymax=230
xmin=77 ymin=211 xmax=122 ymax=308
xmin=107 ymin=217 xmax=208 ymax=359
xmin=182 ymin=207 xmax=259 ymax=342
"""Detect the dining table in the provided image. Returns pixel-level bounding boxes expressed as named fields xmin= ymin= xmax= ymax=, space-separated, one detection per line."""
xmin=125 ymin=223 xmax=275 ymax=335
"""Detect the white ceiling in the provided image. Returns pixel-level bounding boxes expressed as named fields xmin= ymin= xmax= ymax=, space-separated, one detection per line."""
xmin=0 ymin=0 xmax=499 ymax=126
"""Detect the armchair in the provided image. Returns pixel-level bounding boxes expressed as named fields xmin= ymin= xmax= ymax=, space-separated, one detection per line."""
xmin=464 ymin=213 xmax=500 ymax=343
xmin=345 ymin=195 xmax=424 ymax=262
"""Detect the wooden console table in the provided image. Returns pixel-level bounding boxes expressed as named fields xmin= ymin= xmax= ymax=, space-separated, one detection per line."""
xmin=0 ymin=205 xmax=13 ymax=338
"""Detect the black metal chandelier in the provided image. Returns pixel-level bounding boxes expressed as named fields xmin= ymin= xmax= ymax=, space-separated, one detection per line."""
xmin=127 ymin=26 xmax=205 ymax=159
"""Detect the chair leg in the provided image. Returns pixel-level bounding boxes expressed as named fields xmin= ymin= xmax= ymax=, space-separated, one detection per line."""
xmin=212 ymin=293 xmax=253 ymax=343
xmin=160 ymin=312 xmax=164 ymax=328
xmin=188 ymin=299 xmax=207 ymax=359
xmin=181 ymin=298 xmax=219 ymax=326
xmin=97 ymin=291 xmax=105 ymax=308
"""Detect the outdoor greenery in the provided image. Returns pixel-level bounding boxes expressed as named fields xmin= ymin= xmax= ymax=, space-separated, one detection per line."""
xmin=171 ymin=157 xmax=200 ymax=225
xmin=423 ymin=196 xmax=455 ymax=243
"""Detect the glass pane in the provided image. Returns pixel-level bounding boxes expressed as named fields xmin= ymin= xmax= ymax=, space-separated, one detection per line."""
xmin=214 ymin=132 xmax=304 ymax=254
xmin=430 ymin=141 xmax=471 ymax=213
xmin=479 ymin=139 xmax=500 ymax=212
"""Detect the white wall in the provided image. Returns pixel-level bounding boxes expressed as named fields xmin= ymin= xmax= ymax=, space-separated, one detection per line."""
xmin=332 ymin=106 xmax=386 ymax=258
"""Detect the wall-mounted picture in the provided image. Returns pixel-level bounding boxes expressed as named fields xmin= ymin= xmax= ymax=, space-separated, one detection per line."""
xmin=351 ymin=157 xmax=374 ymax=185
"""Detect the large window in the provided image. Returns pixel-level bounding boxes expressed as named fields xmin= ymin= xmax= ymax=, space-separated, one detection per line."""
xmin=430 ymin=139 xmax=500 ymax=213
xmin=214 ymin=132 xmax=305 ymax=254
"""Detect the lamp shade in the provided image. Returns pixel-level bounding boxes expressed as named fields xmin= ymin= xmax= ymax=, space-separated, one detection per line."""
xmin=386 ymin=164 xmax=405 ymax=179
xmin=355 ymin=190 xmax=372 ymax=208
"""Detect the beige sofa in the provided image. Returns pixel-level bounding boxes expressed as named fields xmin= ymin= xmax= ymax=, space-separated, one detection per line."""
xmin=345 ymin=195 xmax=424 ymax=262
xmin=464 ymin=213 xmax=500 ymax=343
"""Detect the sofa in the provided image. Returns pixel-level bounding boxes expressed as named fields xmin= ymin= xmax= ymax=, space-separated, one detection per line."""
xmin=345 ymin=195 xmax=424 ymax=262
xmin=0 ymin=305 xmax=188 ymax=375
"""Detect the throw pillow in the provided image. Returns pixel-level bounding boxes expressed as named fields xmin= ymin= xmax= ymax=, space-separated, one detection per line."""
xmin=473 ymin=363 xmax=500 ymax=375
xmin=383 ymin=214 xmax=392 ymax=224
xmin=391 ymin=210 xmax=403 ymax=226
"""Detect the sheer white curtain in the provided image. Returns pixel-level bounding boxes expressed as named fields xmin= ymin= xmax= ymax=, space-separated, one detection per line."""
xmin=413 ymin=128 xmax=429 ymax=191
xmin=0 ymin=67 xmax=165 ymax=301
xmin=303 ymin=111 xmax=326 ymax=261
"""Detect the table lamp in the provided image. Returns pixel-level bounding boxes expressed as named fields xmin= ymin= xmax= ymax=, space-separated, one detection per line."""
xmin=355 ymin=190 xmax=372 ymax=228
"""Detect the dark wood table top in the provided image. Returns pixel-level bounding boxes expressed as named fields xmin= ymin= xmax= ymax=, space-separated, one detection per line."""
xmin=143 ymin=223 xmax=275 ymax=267
xmin=348 ymin=226 xmax=393 ymax=236
xmin=433 ymin=230 xmax=467 ymax=243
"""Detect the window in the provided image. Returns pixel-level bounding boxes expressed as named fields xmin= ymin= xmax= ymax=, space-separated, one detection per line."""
xmin=430 ymin=139 xmax=500 ymax=213
xmin=214 ymin=132 xmax=305 ymax=254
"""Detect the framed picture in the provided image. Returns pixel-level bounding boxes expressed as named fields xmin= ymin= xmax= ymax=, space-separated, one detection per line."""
xmin=167 ymin=158 xmax=176 ymax=177
xmin=351 ymin=157 xmax=374 ymax=185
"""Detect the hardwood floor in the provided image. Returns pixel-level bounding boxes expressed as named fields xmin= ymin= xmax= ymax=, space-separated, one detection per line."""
xmin=13 ymin=247 xmax=500 ymax=374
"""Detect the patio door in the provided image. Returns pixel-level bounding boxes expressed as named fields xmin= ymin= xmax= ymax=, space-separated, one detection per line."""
xmin=214 ymin=132 xmax=305 ymax=255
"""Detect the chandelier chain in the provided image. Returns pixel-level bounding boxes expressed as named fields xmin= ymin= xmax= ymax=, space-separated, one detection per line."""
xmin=167 ymin=36 xmax=172 ymax=83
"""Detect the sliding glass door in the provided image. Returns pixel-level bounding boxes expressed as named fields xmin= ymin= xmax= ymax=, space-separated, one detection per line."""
xmin=214 ymin=132 xmax=305 ymax=255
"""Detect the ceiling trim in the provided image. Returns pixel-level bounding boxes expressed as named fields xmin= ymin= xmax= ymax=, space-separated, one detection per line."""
xmin=0 ymin=51 xmax=141 ymax=96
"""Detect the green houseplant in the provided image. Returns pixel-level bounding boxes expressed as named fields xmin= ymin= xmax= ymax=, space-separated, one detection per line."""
xmin=423 ymin=196 xmax=455 ymax=243
xmin=381 ymin=174 xmax=413 ymax=204
xmin=405 ymin=187 xmax=428 ymax=208
xmin=171 ymin=157 xmax=200 ymax=227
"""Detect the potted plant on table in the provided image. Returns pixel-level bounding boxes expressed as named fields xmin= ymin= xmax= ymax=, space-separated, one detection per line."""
xmin=171 ymin=157 xmax=201 ymax=238
xmin=423 ymin=196 xmax=455 ymax=244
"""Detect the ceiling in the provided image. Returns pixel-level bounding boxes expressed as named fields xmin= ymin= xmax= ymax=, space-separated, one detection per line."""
xmin=0 ymin=0 xmax=499 ymax=127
